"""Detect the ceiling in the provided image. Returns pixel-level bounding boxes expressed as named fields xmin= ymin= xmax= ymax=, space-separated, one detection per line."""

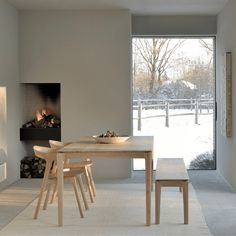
xmin=7 ymin=0 xmax=228 ymax=15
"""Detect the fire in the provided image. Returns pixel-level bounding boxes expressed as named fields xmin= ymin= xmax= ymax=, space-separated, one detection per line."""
xmin=22 ymin=107 xmax=60 ymax=128
xmin=36 ymin=108 xmax=52 ymax=121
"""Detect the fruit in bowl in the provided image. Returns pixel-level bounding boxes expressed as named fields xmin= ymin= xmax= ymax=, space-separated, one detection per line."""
xmin=93 ymin=131 xmax=129 ymax=144
xmin=98 ymin=130 xmax=118 ymax=138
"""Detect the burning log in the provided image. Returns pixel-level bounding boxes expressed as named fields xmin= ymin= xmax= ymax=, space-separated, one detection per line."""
xmin=22 ymin=108 xmax=60 ymax=128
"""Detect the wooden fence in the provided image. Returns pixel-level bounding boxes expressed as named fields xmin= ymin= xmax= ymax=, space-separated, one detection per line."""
xmin=133 ymin=98 xmax=214 ymax=130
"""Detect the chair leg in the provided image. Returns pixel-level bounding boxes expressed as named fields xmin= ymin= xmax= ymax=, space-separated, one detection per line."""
xmin=77 ymin=175 xmax=89 ymax=210
xmin=84 ymin=167 xmax=94 ymax=203
xmin=43 ymin=182 xmax=52 ymax=210
xmin=88 ymin=166 xmax=96 ymax=197
xmin=71 ymin=177 xmax=84 ymax=218
xmin=50 ymin=180 xmax=58 ymax=204
xmin=82 ymin=174 xmax=88 ymax=192
xmin=34 ymin=160 xmax=52 ymax=219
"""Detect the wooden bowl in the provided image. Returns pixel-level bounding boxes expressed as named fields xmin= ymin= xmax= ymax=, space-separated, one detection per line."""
xmin=92 ymin=136 xmax=129 ymax=144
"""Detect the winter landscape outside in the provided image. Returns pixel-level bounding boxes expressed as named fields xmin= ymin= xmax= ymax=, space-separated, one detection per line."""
xmin=132 ymin=37 xmax=215 ymax=170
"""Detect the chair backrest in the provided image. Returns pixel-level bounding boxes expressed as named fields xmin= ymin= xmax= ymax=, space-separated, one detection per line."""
xmin=49 ymin=140 xmax=65 ymax=149
xmin=33 ymin=145 xmax=56 ymax=161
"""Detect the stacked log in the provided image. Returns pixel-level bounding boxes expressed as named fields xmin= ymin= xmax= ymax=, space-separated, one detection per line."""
xmin=20 ymin=156 xmax=46 ymax=178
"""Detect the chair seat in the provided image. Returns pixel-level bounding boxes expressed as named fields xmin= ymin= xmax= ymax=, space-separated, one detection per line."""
xmin=49 ymin=168 xmax=84 ymax=179
xmin=64 ymin=160 xmax=93 ymax=169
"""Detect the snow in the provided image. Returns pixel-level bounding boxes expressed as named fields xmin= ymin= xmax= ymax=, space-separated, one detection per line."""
xmin=163 ymin=80 xmax=196 ymax=90
xmin=133 ymin=108 xmax=214 ymax=170
xmin=181 ymin=80 xmax=196 ymax=90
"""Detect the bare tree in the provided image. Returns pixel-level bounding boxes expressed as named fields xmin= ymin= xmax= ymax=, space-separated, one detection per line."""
xmin=199 ymin=39 xmax=213 ymax=52
xmin=134 ymin=38 xmax=184 ymax=93
xmin=199 ymin=39 xmax=213 ymax=66
xmin=198 ymin=39 xmax=214 ymax=96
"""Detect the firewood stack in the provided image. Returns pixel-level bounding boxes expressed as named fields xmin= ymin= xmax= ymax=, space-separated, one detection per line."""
xmin=20 ymin=156 xmax=46 ymax=178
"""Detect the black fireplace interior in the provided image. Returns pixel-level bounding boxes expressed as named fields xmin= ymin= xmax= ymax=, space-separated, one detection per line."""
xmin=37 ymin=83 xmax=60 ymax=103
xmin=20 ymin=83 xmax=61 ymax=140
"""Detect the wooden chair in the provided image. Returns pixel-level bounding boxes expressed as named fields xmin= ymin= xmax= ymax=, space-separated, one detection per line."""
xmin=33 ymin=145 xmax=87 ymax=220
xmin=49 ymin=140 xmax=96 ymax=203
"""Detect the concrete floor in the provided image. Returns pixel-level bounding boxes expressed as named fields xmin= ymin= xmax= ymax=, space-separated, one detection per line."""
xmin=189 ymin=171 xmax=236 ymax=236
xmin=0 ymin=171 xmax=235 ymax=235
xmin=0 ymin=179 xmax=40 ymax=230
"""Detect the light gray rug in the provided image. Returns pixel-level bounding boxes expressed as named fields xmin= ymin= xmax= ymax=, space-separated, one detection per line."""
xmin=0 ymin=183 xmax=212 ymax=236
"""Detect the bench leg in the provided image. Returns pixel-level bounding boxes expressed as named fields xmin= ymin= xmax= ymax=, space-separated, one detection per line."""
xmin=183 ymin=181 xmax=189 ymax=224
xmin=155 ymin=181 xmax=161 ymax=224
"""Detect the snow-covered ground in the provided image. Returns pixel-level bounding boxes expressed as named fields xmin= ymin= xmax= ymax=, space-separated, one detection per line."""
xmin=133 ymin=109 xmax=214 ymax=170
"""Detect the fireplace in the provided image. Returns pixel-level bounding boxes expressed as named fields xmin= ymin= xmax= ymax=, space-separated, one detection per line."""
xmin=20 ymin=83 xmax=61 ymax=140
xmin=20 ymin=83 xmax=61 ymax=178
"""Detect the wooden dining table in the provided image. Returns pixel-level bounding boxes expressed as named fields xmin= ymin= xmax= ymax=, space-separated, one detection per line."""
xmin=56 ymin=136 xmax=154 ymax=226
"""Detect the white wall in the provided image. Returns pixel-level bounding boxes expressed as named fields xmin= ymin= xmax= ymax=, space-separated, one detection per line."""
xmin=0 ymin=0 xmax=23 ymax=187
xmin=217 ymin=0 xmax=236 ymax=189
xmin=20 ymin=10 xmax=132 ymax=179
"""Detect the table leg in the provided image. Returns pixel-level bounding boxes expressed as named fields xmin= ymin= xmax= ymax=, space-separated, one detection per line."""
xmin=57 ymin=153 xmax=64 ymax=226
xmin=145 ymin=152 xmax=152 ymax=226
xmin=183 ymin=181 xmax=189 ymax=224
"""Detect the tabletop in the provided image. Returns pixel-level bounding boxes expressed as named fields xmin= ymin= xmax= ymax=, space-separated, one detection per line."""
xmin=58 ymin=136 xmax=154 ymax=153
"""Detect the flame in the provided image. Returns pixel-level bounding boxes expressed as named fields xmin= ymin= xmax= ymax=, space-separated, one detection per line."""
xmin=35 ymin=108 xmax=53 ymax=121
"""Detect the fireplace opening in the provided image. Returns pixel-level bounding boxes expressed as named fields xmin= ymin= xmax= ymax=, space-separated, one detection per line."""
xmin=20 ymin=83 xmax=61 ymax=140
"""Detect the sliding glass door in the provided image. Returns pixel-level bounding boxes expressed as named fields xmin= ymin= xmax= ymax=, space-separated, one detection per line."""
xmin=132 ymin=37 xmax=216 ymax=170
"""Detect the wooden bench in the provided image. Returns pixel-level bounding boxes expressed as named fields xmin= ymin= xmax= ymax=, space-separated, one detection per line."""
xmin=155 ymin=158 xmax=189 ymax=224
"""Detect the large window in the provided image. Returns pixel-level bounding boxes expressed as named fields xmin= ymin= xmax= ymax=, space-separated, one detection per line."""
xmin=132 ymin=37 xmax=215 ymax=170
